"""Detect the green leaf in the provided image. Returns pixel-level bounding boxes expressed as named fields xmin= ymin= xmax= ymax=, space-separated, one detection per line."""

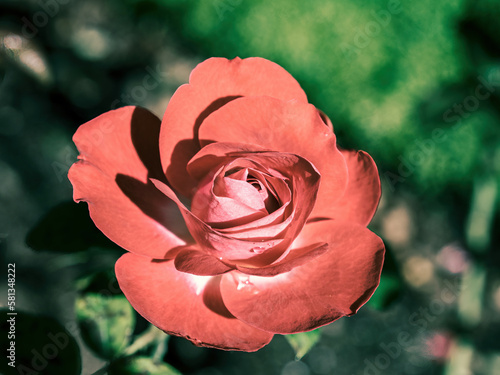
xmin=76 ymin=269 xmax=122 ymax=297
xmin=75 ymin=292 xmax=135 ymax=359
xmin=284 ymin=329 xmax=321 ymax=360
xmin=107 ymin=356 xmax=181 ymax=375
xmin=26 ymin=201 xmax=121 ymax=253
xmin=0 ymin=310 xmax=81 ymax=375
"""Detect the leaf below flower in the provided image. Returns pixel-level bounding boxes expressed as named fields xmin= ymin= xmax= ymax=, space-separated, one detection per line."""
xmin=284 ymin=329 xmax=321 ymax=360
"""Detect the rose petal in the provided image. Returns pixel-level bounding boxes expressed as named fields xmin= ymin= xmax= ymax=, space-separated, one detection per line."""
xmin=318 ymin=109 xmax=334 ymax=130
xmin=191 ymin=169 xmax=268 ymax=228
xmin=191 ymin=165 xmax=270 ymax=229
xmin=236 ymin=242 xmax=328 ymax=276
xmin=198 ymin=96 xmax=348 ymax=219
xmin=174 ymin=143 xmax=321 ymax=267
xmin=215 ymin=176 xmax=267 ymax=211
xmin=187 ymin=142 xmax=268 ymax=182
xmin=68 ymin=106 xmax=190 ymax=258
xmin=174 ymin=248 xmax=233 ymax=276
xmin=159 ymin=57 xmax=308 ymax=198
xmin=217 ymin=172 xmax=292 ymax=238
xmin=219 ymin=204 xmax=291 ymax=240
xmin=189 ymin=145 xmax=294 ymax=239
xmin=115 ymin=253 xmax=273 ymax=351
xmin=188 ymin=143 xmax=317 ymax=240
xmin=220 ymin=220 xmax=385 ymax=334
xmin=150 ymin=178 xmax=287 ymax=264
xmin=331 ymin=150 xmax=381 ymax=226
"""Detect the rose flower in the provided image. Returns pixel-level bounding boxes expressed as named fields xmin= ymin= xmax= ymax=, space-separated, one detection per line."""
xmin=69 ymin=57 xmax=385 ymax=351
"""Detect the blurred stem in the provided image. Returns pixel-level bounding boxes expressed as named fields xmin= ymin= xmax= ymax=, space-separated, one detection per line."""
xmin=123 ymin=324 xmax=166 ymax=357
xmin=459 ymin=172 xmax=496 ymax=328
xmin=153 ymin=334 xmax=169 ymax=362
xmin=443 ymin=339 xmax=474 ymax=375
xmin=465 ymin=175 xmax=497 ymax=253
xmin=458 ymin=261 xmax=486 ymax=328
xmin=487 ymin=352 xmax=500 ymax=375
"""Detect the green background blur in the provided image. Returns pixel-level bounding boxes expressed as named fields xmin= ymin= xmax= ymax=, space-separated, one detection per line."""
xmin=0 ymin=0 xmax=499 ymax=374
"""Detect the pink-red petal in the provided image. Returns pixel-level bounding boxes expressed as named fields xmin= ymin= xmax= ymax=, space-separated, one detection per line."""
xmin=220 ymin=220 xmax=385 ymax=334
xmin=236 ymin=242 xmax=328 ymax=276
xmin=332 ymin=149 xmax=381 ymax=226
xmin=159 ymin=57 xmax=308 ymax=198
xmin=174 ymin=248 xmax=233 ymax=276
xmin=198 ymin=97 xmax=348 ymax=219
xmin=187 ymin=142 xmax=268 ymax=182
xmin=190 ymin=167 xmax=268 ymax=229
xmin=68 ymin=106 xmax=190 ymax=259
xmin=188 ymin=143 xmax=318 ymax=241
xmin=115 ymin=253 xmax=273 ymax=351
xmin=164 ymin=142 xmax=321 ymax=267
xmin=318 ymin=109 xmax=334 ymax=130
xmin=150 ymin=178 xmax=286 ymax=264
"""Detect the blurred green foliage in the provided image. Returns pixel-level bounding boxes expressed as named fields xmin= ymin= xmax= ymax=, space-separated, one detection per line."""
xmin=107 ymin=356 xmax=181 ymax=375
xmin=284 ymin=329 xmax=322 ymax=360
xmin=75 ymin=292 xmax=135 ymax=359
xmin=2 ymin=0 xmax=500 ymax=374
xmin=147 ymin=0 xmax=500 ymax=197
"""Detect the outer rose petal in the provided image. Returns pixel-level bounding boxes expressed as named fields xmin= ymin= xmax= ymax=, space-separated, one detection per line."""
xmin=220 ymin=220 xmax=385 ymax=334
xmin=330 ymin=150 xmax=381 ymax=226
xmin=198 ymin=96 xmax=348 ymax=219
xmin=318 ymin=109 xmax=334 ymax=130
xmin=115 ymin=253 xmax=273 ymax=351
xmin=68 ymin=106 xmax=190 ymax=259
xmin=159 ymin=57 xmax=308 ymax=198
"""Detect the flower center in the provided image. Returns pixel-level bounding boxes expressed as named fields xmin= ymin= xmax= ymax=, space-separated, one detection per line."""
xmin=225 ymin=168 xmax=280 ymax=214
xmin=190 ymin=162 xmax=288 ymax=229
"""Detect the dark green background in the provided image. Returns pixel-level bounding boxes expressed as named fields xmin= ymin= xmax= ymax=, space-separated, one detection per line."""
xmin=1 ymin=0 xmax=499 ymax=374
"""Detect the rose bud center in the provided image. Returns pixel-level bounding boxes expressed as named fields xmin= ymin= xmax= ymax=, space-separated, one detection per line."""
xmin=191 ymin=162 xmax=287 ymax=230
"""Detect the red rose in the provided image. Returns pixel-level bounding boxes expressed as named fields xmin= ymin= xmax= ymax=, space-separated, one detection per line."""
xmin=69 ymin=57 xmax=384 ymax=351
